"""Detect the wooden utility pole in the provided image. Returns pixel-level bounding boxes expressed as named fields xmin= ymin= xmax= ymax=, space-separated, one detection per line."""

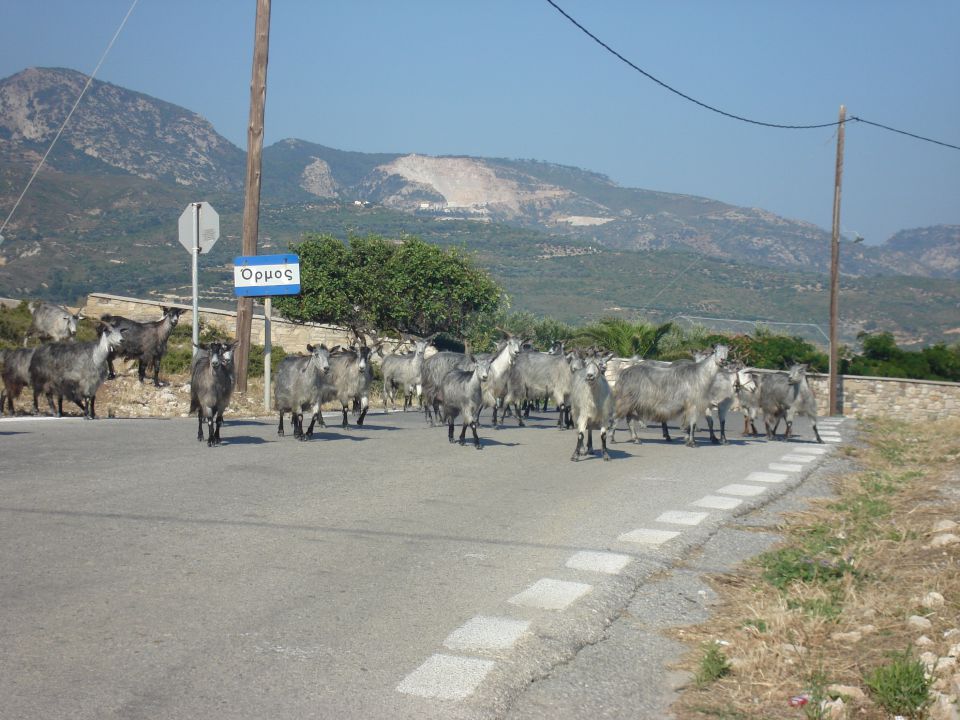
xmin=828 ymin=105 xmax=846 ymax=417
xmin=234 ymin=0 xmax=271 ymax=392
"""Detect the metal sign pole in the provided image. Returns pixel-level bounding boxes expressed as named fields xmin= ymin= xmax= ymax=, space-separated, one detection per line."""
xmin=263 ymin=297 xmax=272 ymax=411
xmin=191 ymin=202 xmax=200 ymax=355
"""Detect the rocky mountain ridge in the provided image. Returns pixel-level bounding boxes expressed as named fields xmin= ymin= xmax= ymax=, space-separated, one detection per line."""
xmin=1 ymin=66 xmax=957 ymax=280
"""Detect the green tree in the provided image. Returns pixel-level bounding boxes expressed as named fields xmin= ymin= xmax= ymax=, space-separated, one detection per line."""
xmin=275 ymin=233 xmax=504 ymax=338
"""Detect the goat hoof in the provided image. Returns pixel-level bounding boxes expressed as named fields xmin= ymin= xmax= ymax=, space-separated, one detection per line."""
xmin=602 ymin=452 xmax=611 ymax=461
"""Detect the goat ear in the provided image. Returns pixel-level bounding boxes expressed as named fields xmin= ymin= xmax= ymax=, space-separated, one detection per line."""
xmin=306 ymin=343 xmax=315 ymax=353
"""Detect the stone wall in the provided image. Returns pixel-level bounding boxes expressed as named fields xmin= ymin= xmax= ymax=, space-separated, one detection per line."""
xmin=806 ymin=373 xmax=960 ymax=422
xmin=82 ymin=293 xmax=358 ymax=352
xmin=80 ymin=294 xmax=960 ymax=420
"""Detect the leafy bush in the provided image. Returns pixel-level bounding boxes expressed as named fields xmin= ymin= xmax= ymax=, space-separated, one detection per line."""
xmin=843 ymin=331 xmax=960 ymax=381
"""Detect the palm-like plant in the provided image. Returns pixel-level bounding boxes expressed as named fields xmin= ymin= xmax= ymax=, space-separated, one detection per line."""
xmin=574 ymin=318 xmax=672 ymax=358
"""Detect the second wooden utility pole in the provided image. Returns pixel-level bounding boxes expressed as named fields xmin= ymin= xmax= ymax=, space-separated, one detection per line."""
xmin=234 ymin=0 xmax=271 ymax=393
xmin=828 ymin=105 xmax=846 ymax=417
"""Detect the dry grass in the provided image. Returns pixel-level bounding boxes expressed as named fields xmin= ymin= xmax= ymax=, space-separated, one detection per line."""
xmin=671 ymin=418 xmax=960 ymax=720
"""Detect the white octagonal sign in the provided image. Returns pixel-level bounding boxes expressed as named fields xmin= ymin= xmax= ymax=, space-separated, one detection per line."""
xmin=178 ymin=202 xmax=220 ymax=254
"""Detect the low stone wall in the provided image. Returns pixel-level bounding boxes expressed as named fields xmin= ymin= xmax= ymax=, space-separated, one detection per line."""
xmin=807 ymin=373 xmax=960 ymax=422
xmin=81 ymin=294 xmax=960 ymax=420
xmin=82 ymin=293 xmax=356 ymax=352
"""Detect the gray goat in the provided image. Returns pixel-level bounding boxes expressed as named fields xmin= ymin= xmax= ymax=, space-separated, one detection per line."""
xmin=420 ymin=350 xmax=471 ymax=426
xmin=381 ymin=334 xmax=434 ymax=411
xmin=440 ymin=355 xmax=492 ymax=448
xmin=504 ymin=349 xmax=582 ymax=428
xmin=757 ymin=364 xmax=823 ymax=443
xmin=570 ymin=355 xmax=614 ymax=461
xmin=274 ymin=344 xmax=331 ymax=439
xmin=25 ymin=301 xmax=82 ymax=345
xmin=29 ymin=322 xmax=125 ymax=419
xmin=738 ymin=370 xmax=764 ymax=436
xmin=703 ymin=366 xmax=758 ymax=444
xmin=312 ymin=339 xmax=380 ymax=431
xmin=612 ymin=344 xmax=729 ymax=447
xmin=1 ymin=347 xmax=35 ymax=414
xmin=190 ymin=341 xmax=237 ymax=447
xmin=483 ymin=336 xmax=523 ymax=424
xmin=101 ymin=306 xmax=185 ymax=386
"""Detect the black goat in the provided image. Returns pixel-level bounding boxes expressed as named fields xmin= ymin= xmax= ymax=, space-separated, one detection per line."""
xmin=101 ymin=306 xmax=185 ymax=386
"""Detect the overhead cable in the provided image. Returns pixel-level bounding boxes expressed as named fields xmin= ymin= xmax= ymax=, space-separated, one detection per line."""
xmin=545 ymin=0 xmax=960 ymax=151
xmin=0 ymin=0 xmax=141 ymax=239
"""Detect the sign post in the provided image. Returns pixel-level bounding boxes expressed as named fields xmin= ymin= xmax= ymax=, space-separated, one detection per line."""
xmin=233 ymin=253 xmax=300 ymax=411
xmin=178 ymin=202 xmax=220 ymax=355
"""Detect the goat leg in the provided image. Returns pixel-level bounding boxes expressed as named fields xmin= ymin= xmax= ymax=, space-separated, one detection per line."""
xmin=707 ymin=415 xmax=720 ymax=444
xmin=601 ymin=428 xmax=611 ymax=461
xmin=277 ymin=412 xmax=285 ymax=436
xmin=196 ymin=412 xmax=205 ymax=442
xmin=458 ymin=422 xmax=468 ymax=446
xmin=470 ymin=420 xmax=480 ymax=449
xmin=341 ymin=406 xmax=349 ymax=429
xmin=812 ymin=421 xmax=823 ymax=444
xmin=571 ymin=431 xmax=585 ymax=461
xmin=448 ymin=419 xmax=456 ymax=443
xmin=661 ymin=422 xmax=672 ymax=442
xmin=586 ymin=429 xmax=594 ymax=454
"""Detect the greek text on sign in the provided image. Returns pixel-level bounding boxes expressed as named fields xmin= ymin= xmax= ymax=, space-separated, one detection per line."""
xmin=233 ymin=254 xmax=301 ymax=297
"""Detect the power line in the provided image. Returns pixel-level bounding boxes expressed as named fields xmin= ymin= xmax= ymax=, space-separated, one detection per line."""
xmin=545 ymin=0 xmax=960 ymax=151
xmin=0 ymin=0 xmax=140 ymax=241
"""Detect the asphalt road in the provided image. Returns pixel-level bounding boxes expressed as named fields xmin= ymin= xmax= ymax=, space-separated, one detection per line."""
xmin=0 ymin=408 xmax=843 ymax=719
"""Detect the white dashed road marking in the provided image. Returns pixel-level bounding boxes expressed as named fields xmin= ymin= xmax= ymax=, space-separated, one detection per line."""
xmin=396 ymin=654 xmax=495 ymax=700
xmin=443 ymin=616 xmax=531 ymax=653
xmin=716 ymin=483 xmax=768 ymax=497
xmin=745 ymin=471 xmax=788 ymax=484
xmin=565 ymin=551 xmax=633 ymax=575
xmin=768 ymin=463 xmax=804 ymax=473
xmin=618 ymin=528 xmax=681 ymax=545
xmin=692 ymin=495 xmax=743 ymax=510
xmin=792 ymin=446 xmax=830 ymax=455
xmin=780 ymin=454 xmax=816 ymax=463
xmin=656 ymin=510 xmax=710 ymax=526
xmin=508 ymin=578 xmax=592 ymax=610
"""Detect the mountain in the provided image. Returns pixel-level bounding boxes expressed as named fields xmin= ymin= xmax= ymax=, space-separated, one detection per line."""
xmin=0 ymin=67 xmax=958 ymax=346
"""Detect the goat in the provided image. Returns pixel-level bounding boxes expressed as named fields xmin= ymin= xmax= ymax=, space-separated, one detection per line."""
xmin=24 ymin=301 xmax=82 ymax=345
xmin=612 ymin=344 xmax=729 ymax=447
xmin=190 ymin=341 xmax=237 ymax=447
xmin=28 ymin=322 xmax=125 ymax=419
xmin=1 ymin=348 xmax=35 ymax=414
xmin=757 ymin=364 xmax=823 ymax=443
xmin=504 ymin=349 xmax=582 ymax=428
xmin=381 ymin=334 xmax=434 ymax=411
xmin=439 ymin=355 xmax=492 ymax=448
xmin=274 ymin=344 xmax=331 ymax=439
xmin=312 ymin=339 xmax=379 ymax=431
xmin=420 ymin=350 xmax=471 ymax=426
xmin=738 ymin=370 xmax=764 ymax=436
xmin=703 ymin=366 xmax=758 ymax=444
xmin=101 ymin=306 xmax=185 ymax=386
xmin=570 ymin=356 xmax=614 ymax=461
xmin=483 ymin=335 xmax=523 ymax=425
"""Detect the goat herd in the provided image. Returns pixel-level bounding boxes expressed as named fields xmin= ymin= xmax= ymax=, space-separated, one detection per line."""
xmin=0 ymin=302 xmax=824 ymax=459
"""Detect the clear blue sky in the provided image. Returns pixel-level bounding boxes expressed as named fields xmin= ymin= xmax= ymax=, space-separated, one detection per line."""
xmin=2 ymin=0 xmax=958 ymax=245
